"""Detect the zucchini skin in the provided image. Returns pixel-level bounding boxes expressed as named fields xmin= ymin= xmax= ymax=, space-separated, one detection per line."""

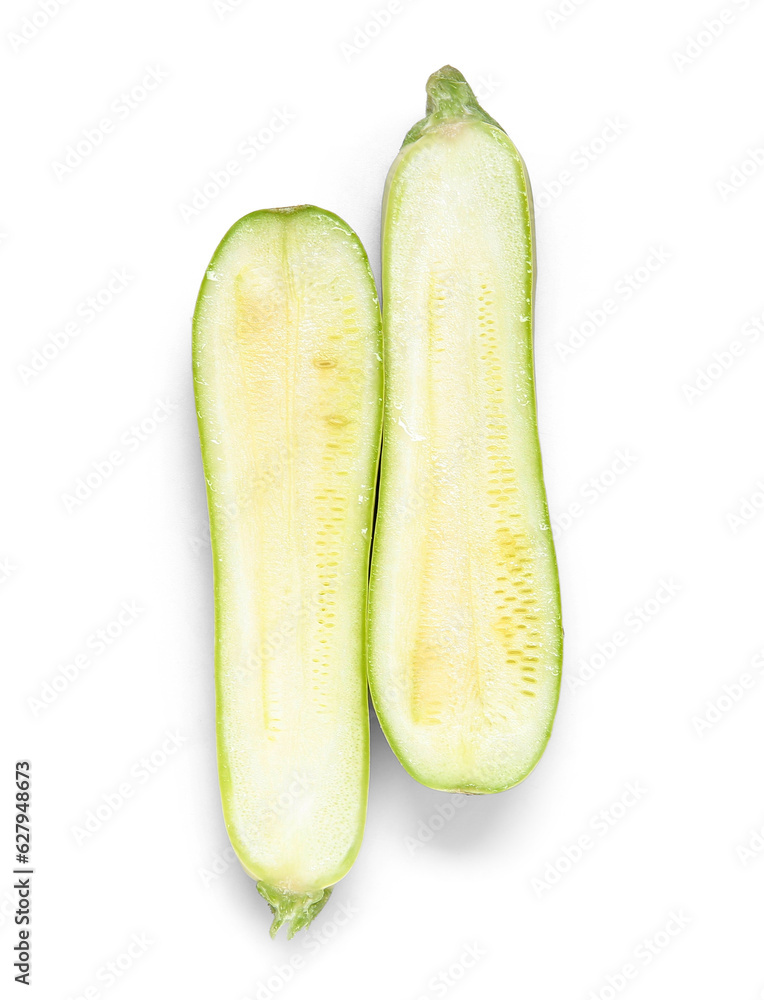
xmin=193 ymin=206 xmax=382 ymax=935
xmin=369 ymin=68 xmax=562 ymax=794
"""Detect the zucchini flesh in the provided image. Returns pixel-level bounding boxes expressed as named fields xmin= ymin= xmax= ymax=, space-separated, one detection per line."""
xmin=369 ymin=68 xmax=562 ymax=794
xmin=193 ymin=207 xmax=382 ymax=935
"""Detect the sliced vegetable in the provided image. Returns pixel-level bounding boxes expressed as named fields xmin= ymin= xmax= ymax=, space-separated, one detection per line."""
xmin=193 ymin=206 xmax=382 ymax=935
xmin=369 ymin=67 xmax=562 ymax=794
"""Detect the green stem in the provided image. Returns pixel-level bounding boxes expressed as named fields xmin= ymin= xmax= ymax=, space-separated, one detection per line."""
xmin=256 ymin=882 xmax=332 ymax=939
xmin=403 ymin=65 xmax=504 ymax=146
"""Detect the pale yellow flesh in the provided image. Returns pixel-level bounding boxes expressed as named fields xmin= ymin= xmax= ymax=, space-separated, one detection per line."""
xmin=194 ymin=209 xmax=381 ymax=892
xmin=369 ymin=123 xmax=561 ymax=793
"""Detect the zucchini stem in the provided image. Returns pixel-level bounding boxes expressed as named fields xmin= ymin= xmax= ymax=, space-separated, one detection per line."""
xmin=256 ymin=882 xmax=332 ymax=938
xmin=404 ymin=65 xmax=503 ymax=146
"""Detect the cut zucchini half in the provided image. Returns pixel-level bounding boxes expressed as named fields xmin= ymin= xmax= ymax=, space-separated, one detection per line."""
xmin=369 ymin=68 xmax=562 ymax=794
xmin=193 ymin=206 xmax=382 ymax=935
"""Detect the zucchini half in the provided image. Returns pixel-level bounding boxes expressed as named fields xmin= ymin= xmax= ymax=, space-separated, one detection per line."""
xmin=193 ymin=206 xmax=382 ymax=935
xmin=369 ymin=68 xmax=562 ymax=794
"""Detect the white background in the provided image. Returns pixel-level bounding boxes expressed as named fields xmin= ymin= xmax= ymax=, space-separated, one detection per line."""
xmin=3 ymin=0 xmax=764 ymax=997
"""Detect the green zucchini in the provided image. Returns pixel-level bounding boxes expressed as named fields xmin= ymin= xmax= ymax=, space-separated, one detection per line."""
xmin=368 ymin=68 xmax=562 ymax=794
xmin=193 ymin=206 xmax=382 ymax=935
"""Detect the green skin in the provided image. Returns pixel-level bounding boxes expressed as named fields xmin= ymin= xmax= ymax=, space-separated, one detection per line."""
xmin=369 ymin=67 xmax=563 ymax=793
xmin=194 ymin=206 xmax=381 ymax=936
